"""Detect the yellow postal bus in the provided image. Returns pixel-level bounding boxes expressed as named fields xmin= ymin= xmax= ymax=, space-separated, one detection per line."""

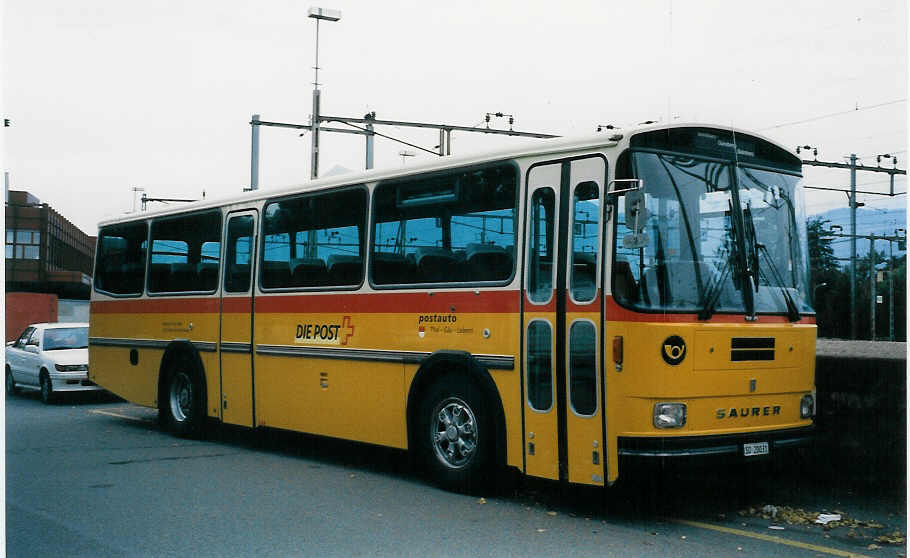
xmin=89 ymin=123 xmax=816 ymax=490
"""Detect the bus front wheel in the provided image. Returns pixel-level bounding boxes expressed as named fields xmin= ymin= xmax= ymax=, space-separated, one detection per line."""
xmin=417 ymin=375 xmax=493 ymax=493
xmin=160 ymin=356 xmax=205 ymax=438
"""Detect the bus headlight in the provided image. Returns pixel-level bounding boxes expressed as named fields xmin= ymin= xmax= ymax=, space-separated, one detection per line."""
xmin=653 ymin=403 xmax=687 ymax=429
xmin=800 ymin=394 xmax=815 ymax=418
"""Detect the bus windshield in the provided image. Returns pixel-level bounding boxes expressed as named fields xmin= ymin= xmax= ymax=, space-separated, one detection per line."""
xmin=614 ymin=150 xmax=812 ymax=318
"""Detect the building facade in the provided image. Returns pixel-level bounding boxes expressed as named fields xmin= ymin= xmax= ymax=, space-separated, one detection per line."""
xmin=6 ymin=190 xmax=96 ymax=340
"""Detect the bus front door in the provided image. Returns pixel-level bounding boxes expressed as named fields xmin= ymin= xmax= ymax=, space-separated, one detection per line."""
xmin=523 ymin=156 xmax=607 ymax=485
xmin=219 ymin=210 xmax=258 ymax=427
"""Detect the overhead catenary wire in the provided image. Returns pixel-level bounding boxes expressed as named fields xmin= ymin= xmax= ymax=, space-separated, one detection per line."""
xmin=335 ymin=120 xmax=441 ymax=157
xmin=758 ymin=98 xmax=907 ymax=131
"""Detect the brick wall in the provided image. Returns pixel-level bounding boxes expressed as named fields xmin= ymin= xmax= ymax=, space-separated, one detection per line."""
xmin=5 ymin=292 xmax=58 ymax=341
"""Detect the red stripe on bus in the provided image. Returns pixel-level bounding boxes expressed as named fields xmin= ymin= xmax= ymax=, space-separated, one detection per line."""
xmin=93 ymin=291 xmax=521 ymax=315
xmin=91 ymin=298 xmax=220 ymax=314
xmin=255 ymin=291 xmax=521 ymax=314
xmin=222 ymin=297 xmax=252 ymax=313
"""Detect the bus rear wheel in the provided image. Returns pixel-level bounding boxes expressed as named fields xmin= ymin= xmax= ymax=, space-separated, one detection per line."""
xmin=160 ymin=356 xmax=205 ymax=438
xmin=417 ymin=375 xmax=493 ymax=493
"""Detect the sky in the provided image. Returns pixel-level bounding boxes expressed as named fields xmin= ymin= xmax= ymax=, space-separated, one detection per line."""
xmin=1 ymin=0 xmax=907 ymax=234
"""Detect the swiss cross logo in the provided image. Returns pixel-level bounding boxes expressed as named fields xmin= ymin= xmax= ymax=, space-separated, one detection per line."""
xmin=340 ymin=315 xmax=355 ymax=346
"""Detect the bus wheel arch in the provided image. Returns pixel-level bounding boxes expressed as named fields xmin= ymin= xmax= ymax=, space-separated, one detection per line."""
xmin=157 ymin=341 xmax=207 ymax=438
xmin=407 ymin=351 xmax=507 ymax=491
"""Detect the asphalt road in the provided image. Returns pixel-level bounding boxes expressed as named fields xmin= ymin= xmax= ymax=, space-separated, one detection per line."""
xmin=6 ymin=391 xmax=906 ymax=557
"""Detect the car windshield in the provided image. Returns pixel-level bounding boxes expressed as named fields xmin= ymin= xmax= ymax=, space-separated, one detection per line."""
xmin=614 ymin=144 xmax=812 ymax=318
xmin=43 ymin=327 xmax=89 ymax=350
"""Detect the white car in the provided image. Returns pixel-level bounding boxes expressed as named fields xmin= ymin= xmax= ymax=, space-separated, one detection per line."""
xmin=5 ymin=322 xmax=101 ymax=403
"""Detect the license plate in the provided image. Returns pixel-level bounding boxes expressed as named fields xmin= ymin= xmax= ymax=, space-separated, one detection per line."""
xmin=743 ymin=442 xmax=769 ymax=457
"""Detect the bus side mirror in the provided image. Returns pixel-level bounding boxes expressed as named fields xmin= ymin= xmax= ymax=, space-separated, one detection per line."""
xmin=622 ymin=189 xmax=650 ymax=249
xmin=607 ymin=179 xmax=649 ymax=248
xmin=624 ymin=190 xmax=647 ymax=231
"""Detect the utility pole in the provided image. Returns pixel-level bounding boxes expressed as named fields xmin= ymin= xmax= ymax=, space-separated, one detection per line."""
xmin=307 ymin=7 xmax=342 ymax=180
xmin=851 ymin=154 xmax=858 ymax=339
xmin=824 ymin=229 xmax=906 ymax=341
xmin=364 ymin=112 xmax=375 ymax=170
xmin=888 ymin=237 xmax=894 ymax=341
xmin=800 ymin=152 xmax=906 ymax=339
xmin=250 ymin=114 xmax=260 ymax=190
xmin=869 ymin=235 xmax=875 ymax=340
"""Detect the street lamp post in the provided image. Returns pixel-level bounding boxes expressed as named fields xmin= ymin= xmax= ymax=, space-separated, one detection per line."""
xmin=308 ymin=7 xmax=341 ymax=180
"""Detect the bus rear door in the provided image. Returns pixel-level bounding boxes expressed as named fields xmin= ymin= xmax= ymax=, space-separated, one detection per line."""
xmin=219 ymin=210 xmax=258 ymax=427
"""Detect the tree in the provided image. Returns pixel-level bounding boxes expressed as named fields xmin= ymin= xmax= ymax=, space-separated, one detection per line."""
xmin=807 ymin=218 xmax=848 ymax=337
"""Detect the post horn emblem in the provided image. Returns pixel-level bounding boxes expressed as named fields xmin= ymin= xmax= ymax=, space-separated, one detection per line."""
xmin=661 ymin=335 xmax=686 ymax=365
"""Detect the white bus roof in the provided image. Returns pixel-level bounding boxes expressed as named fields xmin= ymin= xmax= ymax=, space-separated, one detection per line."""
xmin=97 ymin=122 xmax=793 ymax=228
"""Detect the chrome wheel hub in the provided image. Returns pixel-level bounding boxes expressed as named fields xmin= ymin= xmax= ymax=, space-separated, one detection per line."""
xmin=431 ymin=397 xmax=478 ymax=469
xmin=169 ymin=372 xmax=193 ymax=422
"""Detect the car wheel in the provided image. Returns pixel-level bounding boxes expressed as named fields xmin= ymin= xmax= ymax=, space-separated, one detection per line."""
xmin=40 ymin=371 xmax=54 ymax=404
xmin=416 ymin=375 xmax=493 ymax=493
xmin=160 ymin=355 xmax=205 ymax=438
xmin=6 ymin=366 xmax=18 ymax=396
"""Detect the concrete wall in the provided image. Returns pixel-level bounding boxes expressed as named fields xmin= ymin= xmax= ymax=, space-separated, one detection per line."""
xmin=5 ymin=292 xmax=58 ymax=341
xmin=814 ymin=339 xmax=907 ymax=481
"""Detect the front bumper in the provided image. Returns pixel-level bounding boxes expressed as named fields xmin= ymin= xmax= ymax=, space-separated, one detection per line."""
xmin=618 ymin=426 xmax=813 ymax=461
xmin=49 ymin=371 xmax=103 ymax=392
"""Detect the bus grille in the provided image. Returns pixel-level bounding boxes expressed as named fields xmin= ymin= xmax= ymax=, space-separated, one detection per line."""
xmin=731 ymin=337 xmax=775 ymax=361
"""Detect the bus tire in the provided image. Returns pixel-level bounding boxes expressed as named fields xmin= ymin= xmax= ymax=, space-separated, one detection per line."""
xmin=417 ymin=375 xmax=493 ymax=493
xmin=6 ymin=366 xmax=19 ymax=396
xmin=40 ymin=370 xmax=54 ymax=404
xmin=160 ymin=354 xmax=205 ymax=438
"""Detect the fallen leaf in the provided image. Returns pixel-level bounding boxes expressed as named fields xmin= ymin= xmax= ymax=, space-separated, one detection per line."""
xmin=547 ymin=511 xmax=557 ymax=516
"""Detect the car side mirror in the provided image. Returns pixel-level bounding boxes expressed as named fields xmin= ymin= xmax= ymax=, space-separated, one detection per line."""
xmin=24 ymin=345 xmax=39 ymax=353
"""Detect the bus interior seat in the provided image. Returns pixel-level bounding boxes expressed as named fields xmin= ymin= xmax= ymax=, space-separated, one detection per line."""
xmin=466 ymin=243 xmax=513 ymax=281
xmin=262 ymin=260 xmax=291 ymax=288
xmin=149 ymin=263 xmax=170 ymax=292
xmin=372 ymin=252 xmax=414 ymax=284
xmin=169 ymin=263 xmax=196 ymax=292
xmin=612 ymin=259 xmax=639 ymax=303
xmin=197 ymin=262 xmax=219 ymax=290
xmin=327 ymin=254 xmax=362 ymax=285
xmin=415 ymin=247 xmax=458 ymax=282
xmin=641 ymin=261 xmax=715 ymax=307
xmin=290 ymin=258 xmax=328 ymax=287
xmin=227 ymin=263 xmax=251 ymax=291
xmin=571 ymin=252 xmax=596 ymax=299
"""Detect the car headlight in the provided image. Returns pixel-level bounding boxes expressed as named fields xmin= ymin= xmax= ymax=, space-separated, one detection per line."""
xmin=800 ymin=394 xmax=815 ymax=418
xmin=653 ymin=403 xmax=687 ymax=429
xmin=55 ymin=364 xmax=88 ymax=372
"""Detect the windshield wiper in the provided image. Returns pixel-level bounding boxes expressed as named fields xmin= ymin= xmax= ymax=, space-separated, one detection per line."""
xmin=700 ymin=201 xmax=745 ymax=320
xmin=756 ymin=244 xmax=801 ymax=322
xmin=742 ymin=202 xmax=800 ymax=321
xmin=698 ymin=253 xmax=733 ymax=320
xmin=742 ymin=205 xmax=761 ymax=292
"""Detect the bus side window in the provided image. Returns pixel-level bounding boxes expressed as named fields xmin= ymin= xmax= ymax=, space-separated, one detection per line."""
xmin=371 ymin=163 xmax=517 ymax=286
xmin=148 ymin=210 xmax=222 ymax=294
xmin=94 ymin=222 xmax=148 ymax=296
xmin=261 ymin=188 xmax=366 ymax=290
xmin=527 ymin=188 xmax=555 ymax=303
xmin=225 ymin=216 xmax=254 ymax=292
xmin=570 ymin=181 xmax=600 ymax=303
